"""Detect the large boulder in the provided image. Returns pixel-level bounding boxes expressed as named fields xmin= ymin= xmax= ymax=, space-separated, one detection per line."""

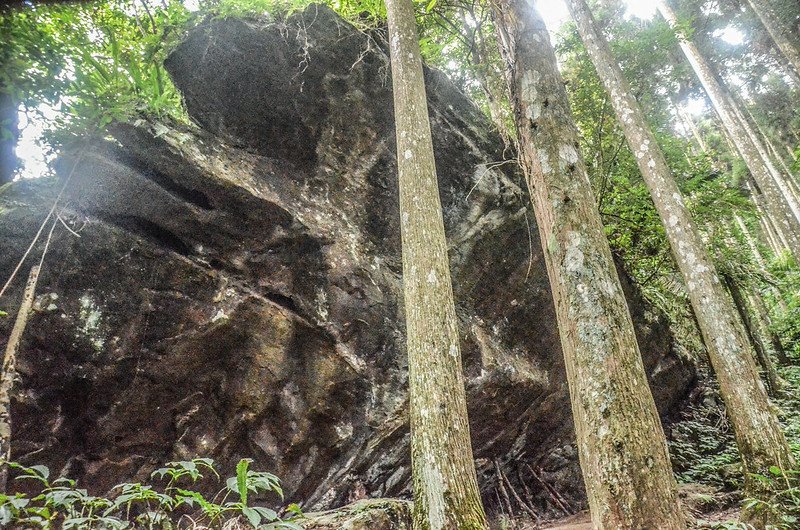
xmin=0 ymin=4 xmax=694 ymax=517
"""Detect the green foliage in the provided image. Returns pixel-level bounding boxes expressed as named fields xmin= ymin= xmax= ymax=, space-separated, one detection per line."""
xmin=669 ymin=385 xmax=741 ymax=489
xmin=2 ymin=0 xmax=193 ymax=153
xmin=767 ymin=260 xmax=800 ymax=361
xmin=740 ymin=467 xmax=800 ymax=530
xmin=0 ymin=458 xmax=303 ymax=530
xmin=209 ymin=0 xmax=314 ymax=19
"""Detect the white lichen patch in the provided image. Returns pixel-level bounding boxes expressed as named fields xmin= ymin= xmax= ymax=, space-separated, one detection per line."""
xmin=334 ymin=422 xmax=353 ymax=440
xmin=538 ymin=151 xmax=552 ymax=175
xmin=77 ymin=294 xmax=106 ymax=351
xmin=558 ymin=144 xmax=579 ymax=166
xmin=315 ymin=287 xmax=329 ymax=322
xmin=564 ymin=232 xmax=585 ymax=274
xmin=34 ymin=292 xmax=59 ymax=312
xmin=520 ymin=70 xmax=541 ymax=120
xmin=449 ymin=344 xmax=458 ymax=358
xmin=423 ymin=462 xmax=446 ymax=530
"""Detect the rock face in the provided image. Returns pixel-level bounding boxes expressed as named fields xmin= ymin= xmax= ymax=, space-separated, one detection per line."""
xmin=0 ymin=4 xmax=694 ymax=517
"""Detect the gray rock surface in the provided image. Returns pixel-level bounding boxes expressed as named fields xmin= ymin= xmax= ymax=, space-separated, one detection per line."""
xmin=0 ymin=4 xmax=695 ymax=517
xmin=301 ymin=498 xmax=412 ymax=529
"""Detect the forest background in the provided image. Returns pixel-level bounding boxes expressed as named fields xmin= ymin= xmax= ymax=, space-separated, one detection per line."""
xmin=0 ymin=0 xmax=799 ymax=528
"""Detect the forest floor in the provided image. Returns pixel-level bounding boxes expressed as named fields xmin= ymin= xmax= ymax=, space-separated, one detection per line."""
xmin=537 ymin=506 xmax=741 ymax=529
xmin=508 ymin=484 xmax=743 ymax=529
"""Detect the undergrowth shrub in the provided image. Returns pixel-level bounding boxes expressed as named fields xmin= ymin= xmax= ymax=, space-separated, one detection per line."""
xmin=0 ymin=458 xmax=302 ymax=529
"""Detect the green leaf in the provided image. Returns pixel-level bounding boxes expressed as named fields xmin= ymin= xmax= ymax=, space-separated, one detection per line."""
xmin=29 ymin=465 xmax=50 ymax=480
xmin=242 ymin=505 xmax=261 ymax=527
xmin=768 ymin=465 xmax=782 ymax=476
xmin=252 ymin=506 xmax=278 ymax=521
xmin=236 ymin=458 xmax=251 ymax=506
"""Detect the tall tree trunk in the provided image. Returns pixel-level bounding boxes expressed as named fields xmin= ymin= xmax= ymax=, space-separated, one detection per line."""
xmin=0 ymin=90 xmax=18 ymax=185
xmin=734 ymin=215 xmax=767 ymax=270
xmin=748 ymin=290 xmax=790 ymax=365
xmin=728 ymin=90 xmax=800 ymax=212
xmin=731 ymin=215 xmax=790 ymax=329
xmin=567 ymin=0 xmax=795 ymax=493
xmin=461 ymin=14 xmax=512 ymax=149
xmin=676 ymin=104 xmax=710 ymax=154
xmin=723 ymin=275 xmax=783 ymax=397
xmin=0 ymin=17 xmax=19 ymax=185
xmin=384 ymin=0 xmax=489 ymax=528
xmin=0 ymin=265 xmax=40 ymax=490
xmin=745 ymin=0 xmax=800 ymax=78
xmin=656 ymin=0 xmax=800 ymax=261
xmin=491 ymin=1 xmax=684 ymax=527
xmin=747 ymin=180 xmax=790 ymax=256
xmin=740 ymin=103 xmax=800 ymax=195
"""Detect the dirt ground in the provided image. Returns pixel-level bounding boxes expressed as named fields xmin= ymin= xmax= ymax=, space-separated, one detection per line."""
xmin=506 ymin=484 xmax=743 ymax=529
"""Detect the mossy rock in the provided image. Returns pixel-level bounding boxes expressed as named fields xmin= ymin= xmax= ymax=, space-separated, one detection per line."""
xmin=301 ymin=498 xmax=412 ymax=529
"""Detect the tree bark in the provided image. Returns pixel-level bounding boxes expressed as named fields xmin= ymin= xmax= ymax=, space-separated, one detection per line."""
xmin=745 ymin=0 xmax=800 ymax=78
xmin=656 ymin=0 xmax=800 ymax=261
xmin=740 ymin=103 xmax=800 ymax=198
xmin=0 ymin=265 xmax=40 ymax=490
xmin=384 ymin=0 xmax=489 ymax=528
xmin=676 ymin=104 xmax=709 ymax=155
xmin=491 ymin=1 xmax=684 ymax=527
xmin=0 ymin=17 xmax=19 ymax=185
xmin=568 ymin=0 xmax=795 ymax=495
xmin=747 ymin=180 xmax=790 ymax=256
xmin=723 ymin=275 xmax=782 ymax=397
xmin=728 ymin=91 xmax=800 ymax=215
xmin=748 ymin=289 xmax=790 ymax=365
xmin=734 ymin=215 xmax=768 ymax=270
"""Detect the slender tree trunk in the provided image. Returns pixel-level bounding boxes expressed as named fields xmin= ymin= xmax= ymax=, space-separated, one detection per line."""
xmin=656 ymin=0 xmax=800 ymax=261
xmin=730 ymin=216 xmax=790 ymax=338
xmin=0 ymin=17 xmax=19 ymax=185
xmin=734 ymin=215 xmax=769 ymax=271
xmin=384 ymin=0 xmax=488 ymax=528
xmin=766 ymin=135 xmax=797 ymax=181
xmin=723 ymin=275 xmax=783 ymax=397
xmin=729 ymin=91 xmax=800 ymax=212
xmin=0 ymin=90 xmax=18 ymax=185
xmin=745 ymin=0 xmax=800 ymax=78
xmin=747 ymin=180 xmax=790 ymax=256
xmin=567 ymin=0 xmax=794 ymax=494
xmin=749 ymin=290 xmax=790 ymax=365
xmin=677 ymin=104 xmax=710 ymax=154
xmin=491 ymin=1 xmax=684 ymax=527
xmin=462 ymin=15 xmax=509 ymax=144
xmin=0 ymin=265 xmax=40 ymax=490
xmin=674 ymin=102 xmax=728 ymax=172
xmin=760 ymin=213 xmax=785 ymax=255
xmin=740 ymin=104 xmax=800 ymax=195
